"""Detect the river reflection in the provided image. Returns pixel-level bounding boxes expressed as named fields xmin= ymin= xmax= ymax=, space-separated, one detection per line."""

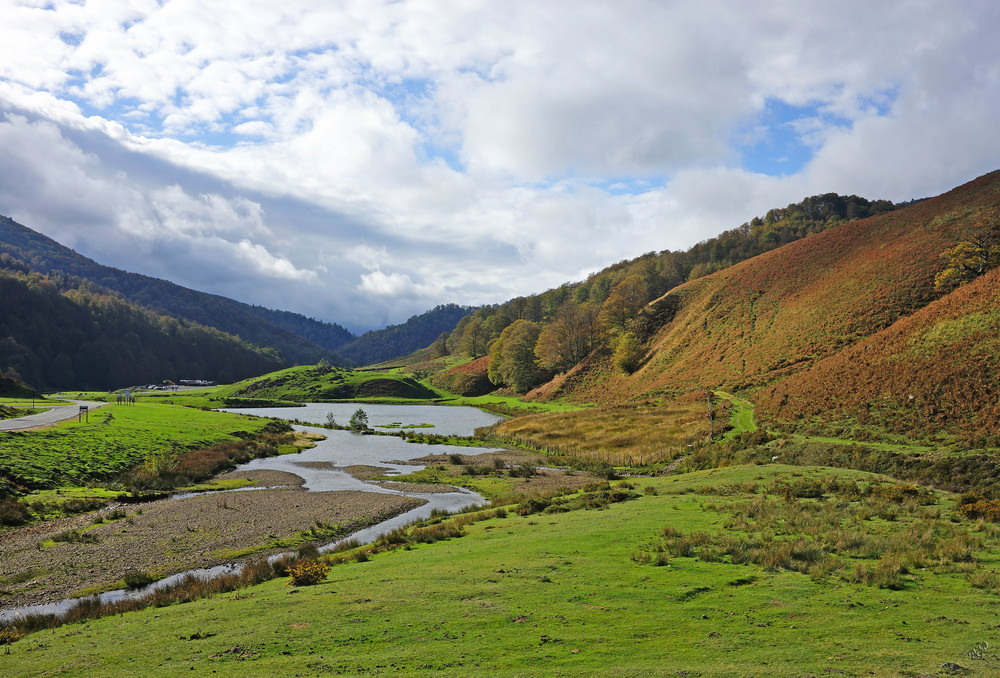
xmin=222 ymin=402 xmax=503 ymax=437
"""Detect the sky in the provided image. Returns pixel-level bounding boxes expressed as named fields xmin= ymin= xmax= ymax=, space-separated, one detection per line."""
xmin=1 ymin=1 xmax=999 ymax=333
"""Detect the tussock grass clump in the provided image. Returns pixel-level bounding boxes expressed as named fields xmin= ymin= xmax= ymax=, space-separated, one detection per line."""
xmin=0 ymin=554 xmax=299 ymax=644
xmin=0 ymin=498 xmax=31 ymax=526
xmin=121 ymin=432 xmax=294 ymax=493
xmin=50 ymin=528 xmax=98 ymax=544
xmin=122 ymin=570 xmax=158 ymax=589
xmin=635 ymin=476 xmax=999 ymax=592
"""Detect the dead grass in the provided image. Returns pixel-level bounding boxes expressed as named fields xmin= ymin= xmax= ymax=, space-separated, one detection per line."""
xmin=490 ymin=398 xmax=711 ymax=465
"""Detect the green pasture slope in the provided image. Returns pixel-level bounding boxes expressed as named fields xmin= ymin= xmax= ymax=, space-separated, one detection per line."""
xmin=5 ymin=464 xmax=998 ymax=676
xmin=0 ymin=402 xmax=268 ymax=490
xmin=146 ymin=363 xmax=584 ymax=416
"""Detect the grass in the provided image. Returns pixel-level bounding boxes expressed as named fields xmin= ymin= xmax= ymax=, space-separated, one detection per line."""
xmin=3 ymin=465 xmax=999 ymax=675
xmin=0 ymin=402 xmax=269 ymax=491
xmin=488 ymin=398 xmax=710 ymax=465
xmin=438 ymin=393 xmax=588 ymax=416
xmin=175 ymin=478 xmax=257 ymax=492
xmin=715 ymin=390 xmax=756 ymax=440
xmin=370 ymin=464 xmax=524 ymax=501
xmin=140 ymin=364 xmax=445 ymax=409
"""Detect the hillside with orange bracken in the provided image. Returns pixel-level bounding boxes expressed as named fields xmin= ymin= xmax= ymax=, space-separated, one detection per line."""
xmin=539 ymin=170 xmax=1000 ymax=443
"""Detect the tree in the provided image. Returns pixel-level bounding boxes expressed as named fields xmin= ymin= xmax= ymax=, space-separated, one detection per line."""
xmin=535 ymin=300 xmax=601 ymax=371
xmin=934 ymin=208 xmax=1000 ymax=291
xmin=599 ymin=274 xmax=648 ymax=332
xmin=488 ymin=319 xmax=546 ymax=392
xmin=612 ymin=331 xmax=645 ymax=374
xmin=349 ymin=408 xmax=369 ymax=431
xmin=446 ymin=316 xmax=472 ymax=354
xmin=457 ymin=316 xmax=487 ymax=358
xmin=430 ymin=331 xmax=449 ymax=358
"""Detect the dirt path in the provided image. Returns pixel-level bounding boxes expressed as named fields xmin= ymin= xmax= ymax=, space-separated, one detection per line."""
xmin=0 ymin=478 xmax=423 ymax=610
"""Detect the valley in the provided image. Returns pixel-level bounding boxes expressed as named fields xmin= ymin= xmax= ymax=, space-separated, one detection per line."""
xmin=1 ymin=172 xmax=999 ymax=674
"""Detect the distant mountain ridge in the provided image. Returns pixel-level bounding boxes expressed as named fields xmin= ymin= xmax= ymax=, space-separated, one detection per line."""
xmin=337 ymin=303 xmax=475 ymax=365
xmin=0 ymin=215 xmax=352 ymax=367
xmin=0 ymin=261 xmax=286 ymax=390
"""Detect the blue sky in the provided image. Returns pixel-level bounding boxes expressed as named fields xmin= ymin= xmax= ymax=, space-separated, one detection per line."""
xmin=0 ymin=1 xmax=998 ymax=331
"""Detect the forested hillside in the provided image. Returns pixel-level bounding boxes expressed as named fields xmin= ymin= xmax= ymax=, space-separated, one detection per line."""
xmin=0 ymin=216 xmax=350 ymax=367
xmin=0 ymin=261 xmax=284 ymax=390
xmin=338 ymin=303 xmax=474 ymax=365
xmin=245 ymin=305 xmax=355 ymax=353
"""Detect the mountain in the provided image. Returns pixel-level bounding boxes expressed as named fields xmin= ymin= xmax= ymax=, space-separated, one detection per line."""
xmin=396 ymin=172 xmax=997 ymax=446
xmin=410 ymin=191 xmax=903 ymax=386
xmin=337 ymin=303 xmax=475 ymax=365
xmin=245 ymin=305 xmax=355 ymax=354
xmin=0 ymin=215 xmax=351 ymax=367
xmin=539 ymin=170 xmax=1000 ymax=444
xmin=0 ymin=263 xmax=285 ymax=390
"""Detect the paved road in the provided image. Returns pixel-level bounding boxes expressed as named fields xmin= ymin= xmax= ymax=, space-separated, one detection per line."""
xmin=0 ymin=400 xmax=110 ymax=432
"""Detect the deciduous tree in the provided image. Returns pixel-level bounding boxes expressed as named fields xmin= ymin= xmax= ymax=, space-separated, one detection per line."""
xmin=935 ymin=208 xmax=1000 ymax=291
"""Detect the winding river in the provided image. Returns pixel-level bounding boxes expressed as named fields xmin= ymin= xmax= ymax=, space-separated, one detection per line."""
xmin=0 ymin=403 xmax=504 ymax=622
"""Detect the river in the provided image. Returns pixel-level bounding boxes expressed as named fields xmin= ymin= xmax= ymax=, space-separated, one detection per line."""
xmin=0 ymin=403 xmax=504 ymax=623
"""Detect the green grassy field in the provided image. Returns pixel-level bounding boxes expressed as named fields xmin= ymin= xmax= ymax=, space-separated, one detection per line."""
xmin=0 ymin=402 xmax=269 ymax=489
xmin=140 ymin=364 xmax=444 ymax=408
xmin=4 ymin=464 xmax=998 ymax=676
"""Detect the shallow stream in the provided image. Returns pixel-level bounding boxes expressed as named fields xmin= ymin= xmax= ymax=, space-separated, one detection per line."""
xmin=0 ymin=403 xmax=503 ymax=622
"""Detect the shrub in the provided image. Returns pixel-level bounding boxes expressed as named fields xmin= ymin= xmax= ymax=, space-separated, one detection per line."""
xmin=51 ymin=529 xmax=98 ymax=544
xmin=958 ymin=491 xmax=1000 ymax=521
xmin=286 ymin=559 xmax=331 ymax=586
xmin=0 ymin=498 xmax=30 ymax=526
xmin=123 ymin=570 xmax=157 ymax=589
xmin=0 ymin=626 xmax=25 ymax=645
xmin=349 ymin=408 xmax=370 ymax=431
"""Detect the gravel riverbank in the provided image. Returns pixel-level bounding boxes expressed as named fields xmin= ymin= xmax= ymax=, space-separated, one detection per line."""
xmin=0 ymin=473 xmax=424 ymax=610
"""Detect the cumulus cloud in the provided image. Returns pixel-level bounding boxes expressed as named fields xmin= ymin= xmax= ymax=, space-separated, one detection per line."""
xmin=1 ymin=1 xmax=999 ymax=330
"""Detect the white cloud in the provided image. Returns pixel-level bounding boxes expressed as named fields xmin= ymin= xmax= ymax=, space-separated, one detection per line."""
xmin=1 ymin=0 xmax=999 ymax=331
xmin=235 ymin=239 xmax=317 ymax=281
xmin=359 ymin=270 xmax=420 ymax=297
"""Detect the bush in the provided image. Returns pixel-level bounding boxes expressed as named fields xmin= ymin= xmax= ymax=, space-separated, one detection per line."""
xmin=0 ymin=626 xmax=25 ymax=645
xmin=51 ymin=529 xmax=98 ymax=544
xmin=286 ymin=559 xmax=331 ymax=586
xmin=123 ymin=570 xmax=157 ymax=589
xmin=350 ymin=408 xmax=370 ymax=431
xmin=0 ymin=498 xmax=31 ymax=526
